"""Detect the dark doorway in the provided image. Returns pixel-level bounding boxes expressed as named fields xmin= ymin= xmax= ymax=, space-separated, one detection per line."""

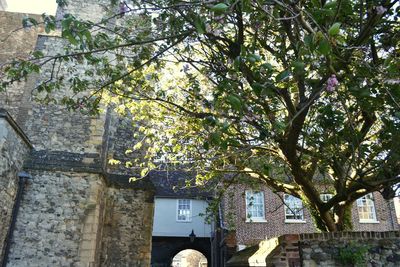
xmin=151 ymin=236 xmax=211 ymax=267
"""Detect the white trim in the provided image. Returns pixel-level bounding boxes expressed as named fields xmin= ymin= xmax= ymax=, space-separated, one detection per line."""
xmin=245 ymin=218 xmax=268 ymax=223
xmin=359 ymin=220 xmax=380 ymax=224
xmin=237 ymin=245 xmax=247 ymax=251
xmin=285 ymin=219 xmax=307 ymax=224
xmin=284 ymin=194 xmax=305 ymax=221
xmin=320 ymin=193 xmax=333 ymax=203
xmin=245 ymin=190 xmax=266 ymax=222
xmin=356 ymin=193 xmax=377 ymax=223
xmin=176 ymin=199 xmax=192 ymax=222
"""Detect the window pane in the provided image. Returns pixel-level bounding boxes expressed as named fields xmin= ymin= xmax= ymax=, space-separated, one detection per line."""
xmin=245 ymin=191 xmax=265 ymax=220
xmin=177 ymin=199 xmax=191 ymax=221
xmin=284 ymin=194 xmax=304 ymax=221
xmin=320 ymin=194 xmax=333 ymax=203
xmin=356 ymin=193 xmax=376 ymax=221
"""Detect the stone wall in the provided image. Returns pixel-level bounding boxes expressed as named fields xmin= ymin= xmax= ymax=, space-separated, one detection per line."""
xmin=55 ymin=0 xmax=111 ymax=22
xmin=100 ymin=188 xmax=154 ymax=267
xmin=1 ymin=2 xmax=155 ymax=266
xmin=226 ymin=231 xmax=400 ymax=267
xmin=6 ymin=171 xmax=105 ymax=267
xmin=300 ymin=231 xmax=400 ymax=267
xmin=0 ymin=109 xmax=31 ymax=266
xmin=0 ymin=11 xmax=44 ymax=119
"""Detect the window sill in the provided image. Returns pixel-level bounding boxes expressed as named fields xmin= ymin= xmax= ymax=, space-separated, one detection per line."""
xmin=285 ymin=220 xmax=307 ymax=224
xmin=245 ymin=219 xmax=267 ymax=223
xmin=359 ymin=220 xmax=380 ymax=224
xmin=176 ymin=220 xmax=192 ymax=223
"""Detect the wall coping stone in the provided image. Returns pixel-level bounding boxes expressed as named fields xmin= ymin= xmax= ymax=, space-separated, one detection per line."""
xmin=24 ymin=150 xmax=103 ymax=173
xmin=23 ymin=150 xmax=156 ymax=192
xmin=299 ymin=230 xmax=400 ymax=241
xmin=0 ymin=108 xmax=32 ymax=148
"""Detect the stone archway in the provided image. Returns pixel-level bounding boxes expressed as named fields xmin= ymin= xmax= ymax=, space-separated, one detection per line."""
xmin=172 ymin=249 xmax=207 ymax=266
xmin=151 ymin=236 xmax=211 ymax=267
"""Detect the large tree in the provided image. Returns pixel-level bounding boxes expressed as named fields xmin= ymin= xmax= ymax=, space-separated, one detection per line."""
xmin=1 ymin=0 xmax=399 ymax=231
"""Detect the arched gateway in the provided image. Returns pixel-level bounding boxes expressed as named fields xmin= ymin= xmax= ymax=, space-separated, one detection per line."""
xmin=151 ymin=236 xmax=211 ymax=267
xmin=149 ymin=171 xmax=213 ymax=267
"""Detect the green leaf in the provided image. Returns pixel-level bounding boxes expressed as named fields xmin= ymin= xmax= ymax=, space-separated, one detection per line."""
xmin=227 ymin=95 xmax=242 ymax=111
xmin=247 ymin=54 xmax=261 ymax=63
xmin=194 ymin=17 xmax=205 ymax=34
xmin=210 ymin=132 xmax=221 ymax=145
xmin=22 ymin=17 xmax=38 ymax=28
xmin=211 ymin=3 xmax=229 ymax=14
xmin=251 ymin=82 xmax=263 ymax=96
xmin=318 ymin=39 xmax=331 ymax=55
xmin=324 ymin=1 xmax=337 ymax=9
xmin=276 ymin=70 xmax=290 ymax=82
xmin=328 ymin=22 xmax=341 ymax=36
xmin=204 ymin=116 xmax=217 ymax=126
xmin=292 ymin=61 xmax=305 ymax=75
xmin=203 ymin=141 xmax=210 ymax=150
xmin=140 ymin=167 xmax=149 ymax=177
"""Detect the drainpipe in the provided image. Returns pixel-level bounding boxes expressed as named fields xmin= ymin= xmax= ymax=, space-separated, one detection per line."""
xmin=1 ymin=171 xmax=32 ymax=267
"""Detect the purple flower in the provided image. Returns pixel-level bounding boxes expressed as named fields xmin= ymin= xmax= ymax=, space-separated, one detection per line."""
xmin=119 ymin=1 xmax=129 ymax=16
xmin=326 ymin=74 xmax=338 ymax=92
xmin=376 ymin=6 xmax=387 ymax=15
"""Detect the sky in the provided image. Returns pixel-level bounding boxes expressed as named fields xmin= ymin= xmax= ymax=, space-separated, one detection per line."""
xmin=6 ymin=0 xmax=57 ymax=15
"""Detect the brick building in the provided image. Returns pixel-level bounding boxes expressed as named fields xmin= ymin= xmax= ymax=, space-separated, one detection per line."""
xmin=222 ymin=185 xmax=399 ymax=249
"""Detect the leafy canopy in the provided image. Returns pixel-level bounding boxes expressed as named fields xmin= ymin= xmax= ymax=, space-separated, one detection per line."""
xmin=1 ymin=0 xmax=399 ymax=231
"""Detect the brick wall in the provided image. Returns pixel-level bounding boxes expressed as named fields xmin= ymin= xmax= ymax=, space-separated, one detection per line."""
xmin=223 ymin=185 xmax=398 ymax=246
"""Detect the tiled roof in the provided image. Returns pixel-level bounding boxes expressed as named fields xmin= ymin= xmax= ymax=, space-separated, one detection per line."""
xmin=149 ymin=170 xmax=214 ymax=198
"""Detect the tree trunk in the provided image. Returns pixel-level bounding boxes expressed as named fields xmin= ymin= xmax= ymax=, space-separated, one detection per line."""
xmin=309 ymin=202 xmax=354 ymax=232
xmin=335 ymin=203 xmax=354 ymax=231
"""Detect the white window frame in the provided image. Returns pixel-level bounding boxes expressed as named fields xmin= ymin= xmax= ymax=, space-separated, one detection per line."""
xmin=284 ymin=194 xmax=306 ymax=223
xmin=320 ymin=193 xmax=333 ymax=203
xmin=357 ymin=193 xmax=378 ymax=223
xmin=176 ymin=199 xmax=192 ymax=222
xmin=245 ymin=190 xmax=266 ymax=222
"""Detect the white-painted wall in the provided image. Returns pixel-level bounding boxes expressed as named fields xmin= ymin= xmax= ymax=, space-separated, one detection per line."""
xmin=152 ymin=197 xmax=212 ymax=237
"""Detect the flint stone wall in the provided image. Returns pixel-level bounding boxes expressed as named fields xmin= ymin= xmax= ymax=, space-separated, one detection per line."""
xmin=0 ymin=110 xmax=31 ymax=266
xmin=1 ymin=2 xmax=155 ymax=266
xmin=226 ymin=231 xmax=400 ymax=267
xmin=0 ymin=11 xmax=44 ymax=119
xmin=100 ymin=188 xmax=154 ymax=267
xmin=6 ymin=171 xmax=105 ymax=267
xmin=300 ymin=231 xmax=400 ymax=267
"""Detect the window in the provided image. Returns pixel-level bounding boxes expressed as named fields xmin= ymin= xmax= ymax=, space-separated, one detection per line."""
xmin=177 ymin=199 xmax=192 ymax=222
xmin=357 ymin=193 xmax=377 ymax=222
xmin=320 ymin=193 xmax=333 ymax=203
xmin=284 ymin=194 xmax=305 ymax=222
xmin=245 ymin=191 xmax=265 ymax=221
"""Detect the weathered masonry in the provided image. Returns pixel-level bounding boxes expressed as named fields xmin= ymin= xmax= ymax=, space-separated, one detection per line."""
xmin=0 ymin=1 xmax=154 ymax=266
xmin=227 ymin=231 xmax=400 ymax=267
